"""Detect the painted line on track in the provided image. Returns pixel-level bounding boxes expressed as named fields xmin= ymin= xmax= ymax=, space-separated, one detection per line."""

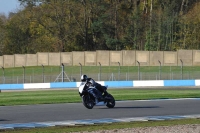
xmin=0 ymin=114 xmax=200 ymax=130
xmin=117 ymin=98 xmax=200 ymax=102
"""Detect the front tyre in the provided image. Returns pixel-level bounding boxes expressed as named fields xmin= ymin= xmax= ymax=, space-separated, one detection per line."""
xmin=106 ymin=94 xmax=115 ymax=108
xmin=82 ymin=95 xmax=94 ymax=109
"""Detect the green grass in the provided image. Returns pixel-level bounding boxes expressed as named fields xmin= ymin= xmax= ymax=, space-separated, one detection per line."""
xmin=1 ymin=118 xmax=200 ymax=133
xmin=1 ymin=89 xmax=200 ymax=106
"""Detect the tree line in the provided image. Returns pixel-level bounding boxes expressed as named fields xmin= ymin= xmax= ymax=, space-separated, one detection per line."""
xmin=0 ymin=0 xmax=200 ymax=55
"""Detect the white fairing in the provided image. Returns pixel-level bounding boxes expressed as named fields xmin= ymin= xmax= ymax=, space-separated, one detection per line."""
xmin=79 ymin=82 xmax=86 ymax=93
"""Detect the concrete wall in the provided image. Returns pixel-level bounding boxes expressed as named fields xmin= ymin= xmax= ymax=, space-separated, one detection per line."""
xmin=110 ymin=51 xmax=122 ymax=66
xmin=61 ymin=52 xmax=72 ymax=66
xmin=14 ymin=54 xmax=26 ymax=67
xmin=85 ymin=51 xmax=96 ymax=66
xmin=37 ymin=52 xmax=49 ymax=66
xmin=3 ymin=55 xmax=14 ymax=68
xmin=49 ymin=53 xmax=60 ymax=66
xmin=178 ymin=50 xmax=193 ymax=66
xmin=26 ymin=54 xmax=37 ymax=66
xmin=2 ymin=50 xmax=200 ymax=68
xmin=72 ymin=51 xmax=84 ymax=66
xmin=122 ymin=50 xmax=136 ymax=66
xmin=193 ymin=50 xmax=200 ymax=66
xmin=136 ymin=51 xmax=150 ymax=66
xmin=96 ymin=50 xmax=110 ymax=66
xmin=163 ymin=51 xmax=177 ymax=66
xmin=150 ymin=51 xmax=164 ymax=66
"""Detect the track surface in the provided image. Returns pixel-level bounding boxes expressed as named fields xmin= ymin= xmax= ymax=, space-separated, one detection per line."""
xmin=0 ymin=98 xmax=200 ymax=124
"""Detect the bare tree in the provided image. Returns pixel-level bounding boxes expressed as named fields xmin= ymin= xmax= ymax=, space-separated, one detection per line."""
xmin=180 ymin=0 xmax=185 ymax=15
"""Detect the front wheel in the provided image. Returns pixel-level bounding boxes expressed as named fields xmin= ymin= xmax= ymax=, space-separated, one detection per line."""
xmin=105 ymin=94 xmax=115 ymax=108
xmin=82 ymin=95 xmax=94 ymax=109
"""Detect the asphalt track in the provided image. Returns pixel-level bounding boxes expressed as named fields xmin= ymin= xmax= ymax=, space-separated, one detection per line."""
xmin=0 ymin=98 xmax=200 ymax=125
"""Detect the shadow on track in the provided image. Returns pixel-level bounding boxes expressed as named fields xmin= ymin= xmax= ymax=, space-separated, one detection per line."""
xmin=0 ymin=119 xmax=9 ymax=122
xmin=98 ymin=106 xmax=160 ymax=109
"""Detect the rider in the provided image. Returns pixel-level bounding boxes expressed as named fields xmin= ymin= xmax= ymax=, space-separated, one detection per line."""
xmin=80 ymin=74 xmax=108 ymax=100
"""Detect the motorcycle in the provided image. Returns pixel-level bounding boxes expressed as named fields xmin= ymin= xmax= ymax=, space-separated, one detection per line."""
xmin=79 ymin=82 xmax=115 ymax=109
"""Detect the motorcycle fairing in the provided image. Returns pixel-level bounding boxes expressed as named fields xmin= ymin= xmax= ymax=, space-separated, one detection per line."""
xmin=87 ymin=87 xmax=102 ymax=99
xmin=79 ymin=82 xmax=86 ymax=93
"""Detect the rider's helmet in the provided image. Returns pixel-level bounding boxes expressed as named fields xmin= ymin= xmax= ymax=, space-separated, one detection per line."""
xmin=81 ymin=74 xmax=87 ymax=82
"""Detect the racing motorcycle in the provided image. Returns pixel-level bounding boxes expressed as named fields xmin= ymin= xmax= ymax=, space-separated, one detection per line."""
xmin=79 ymin=82 xmax=115 ymax=109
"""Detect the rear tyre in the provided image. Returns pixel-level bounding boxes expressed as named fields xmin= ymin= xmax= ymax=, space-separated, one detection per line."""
xmin=106 ymin=94 xmax=115 ymax=108
xmin=82 ymin=95 xmax=94 ymax=109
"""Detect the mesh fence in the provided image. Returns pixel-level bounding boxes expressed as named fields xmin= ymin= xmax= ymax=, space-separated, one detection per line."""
xmin=1 ymin=71 xmax=200 ymax=84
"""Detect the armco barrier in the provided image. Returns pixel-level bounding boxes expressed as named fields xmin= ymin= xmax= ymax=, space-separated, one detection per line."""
xmin=104 ymin=81 xmax=133 ymax=87
xmin=0 ymin=84 xmax=24 ymax=90
xmin=164 ymin=80 xmax=196 ymax=86
xmin=50 ymin=82 xmax=77 ymax=88
xmin=0 ymin=80 xmax=200 ymax=90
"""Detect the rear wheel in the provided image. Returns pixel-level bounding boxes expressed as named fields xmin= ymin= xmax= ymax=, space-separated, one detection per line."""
xmin=106 ymin=94 xmax=115 ymax=108
xmin=82 ymin=95 xmax=94 ymax=109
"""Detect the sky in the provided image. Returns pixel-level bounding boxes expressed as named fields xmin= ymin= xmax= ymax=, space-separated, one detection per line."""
xmin=0 ymin=0 xmax=21 ymax=16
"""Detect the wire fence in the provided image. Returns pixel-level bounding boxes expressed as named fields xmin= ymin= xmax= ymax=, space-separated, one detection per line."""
xmin=1 ymin=70 xmax=200 ymax=84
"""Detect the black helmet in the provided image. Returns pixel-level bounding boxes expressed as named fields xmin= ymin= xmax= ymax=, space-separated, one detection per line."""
xmin=81 ymin=75 xmax=87 ymax=82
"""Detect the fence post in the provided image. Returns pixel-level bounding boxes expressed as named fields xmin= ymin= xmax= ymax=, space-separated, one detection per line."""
xmin=158 ymin=60 xmax=161 ymax=80
xmin=1 ymin=67 xmax=5 ymax=83
xmin=22 ymin=66 xmax=25 ymax=83
xmin=61 ymin=63 xmax=65 ymax=82
xmin=42 ymin=64 xmax=44 ymax=83
xmin=137 ymin=61 xmax=140 ymax=80
xmin=180 ymin=59 xmax=183 ymax=79
xmin=99 ymin=62 xmax=101 ymax=81
xmin=79 ymin=63 xmax=82 ymax=77
xmin=118 ymin=62 xmax=120 ymax=80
